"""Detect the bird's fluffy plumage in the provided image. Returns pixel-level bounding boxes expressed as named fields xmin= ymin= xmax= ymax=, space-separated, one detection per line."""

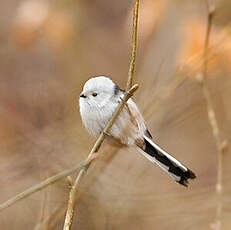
xmin=79 ymin=76 xmax=196 ymax=186
xmin=79 ymin=76 xmax=146 ymax=144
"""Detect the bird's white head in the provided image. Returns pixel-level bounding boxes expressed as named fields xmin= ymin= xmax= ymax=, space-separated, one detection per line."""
xmin=79 ymin=76 xmax=121 ymax=109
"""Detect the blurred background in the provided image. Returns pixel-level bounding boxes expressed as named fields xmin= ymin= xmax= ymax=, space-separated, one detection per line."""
xmin=1 ymin=0 xmax=231 ymax=229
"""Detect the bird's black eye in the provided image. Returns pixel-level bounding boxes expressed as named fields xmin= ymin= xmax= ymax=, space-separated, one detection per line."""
xmin=92 ymin=92 xmax=97 ymax=97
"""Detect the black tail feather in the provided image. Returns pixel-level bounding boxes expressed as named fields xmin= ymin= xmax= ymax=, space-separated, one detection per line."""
xmin=142 ymin=136 xmax=196 ymax=186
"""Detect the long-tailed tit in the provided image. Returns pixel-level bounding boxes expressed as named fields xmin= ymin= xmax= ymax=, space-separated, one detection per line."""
xmin=79 ymin=76 xmax=196 ymax=186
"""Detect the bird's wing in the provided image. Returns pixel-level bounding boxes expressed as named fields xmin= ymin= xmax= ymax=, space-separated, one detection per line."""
xmin=126 ymin=99 xmax=152 ymax=138
xmin=126 ymin=98 xmax=149 ymax=138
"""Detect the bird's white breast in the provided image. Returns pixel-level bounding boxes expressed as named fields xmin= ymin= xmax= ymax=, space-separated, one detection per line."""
xmin=79 ymin=96 xmax=146 ymax=145
xmin=79 ymin=99 xmax=117 ymax=136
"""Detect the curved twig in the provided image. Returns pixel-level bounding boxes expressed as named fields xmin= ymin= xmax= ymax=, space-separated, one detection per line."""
xmin=63 ymin=0 xmax=140 ymax=228
xmin=63 ymin=85 xmax=139 ymax=230
xmin=0 ymin=159 xmax=89 ymax=211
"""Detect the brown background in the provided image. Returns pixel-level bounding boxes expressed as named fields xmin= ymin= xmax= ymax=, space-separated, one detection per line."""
xmin=1 ymin=0 xmax=231 ymax=229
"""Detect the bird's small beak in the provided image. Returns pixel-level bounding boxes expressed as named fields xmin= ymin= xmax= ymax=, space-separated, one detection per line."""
xmin=80 ymin=93 xmax=87 ymax=98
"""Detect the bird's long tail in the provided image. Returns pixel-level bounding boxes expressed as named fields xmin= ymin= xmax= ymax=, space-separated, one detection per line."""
xmin=139 ymin=135 xmax=196 ymax=186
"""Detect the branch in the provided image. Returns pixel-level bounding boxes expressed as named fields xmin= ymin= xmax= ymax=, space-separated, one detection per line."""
xmin=126 ymin=0 xmax=139 ymax=91
xmin=200 ymin=1 xmax=227 ymax=229
xmin=0 ymin=58 xmax=139 ymax=218
xmin=63 ymin=0 xmax=140 ymax=228
xmin=0 ymin=159 xmax=89 ymax=211
xmin=203 ymin=1 xmax=215 ymax=79
xmin=63 ymin=84 xmax=139 ymax=230
xmin=0 ymin=0 xmax=140 ymax=224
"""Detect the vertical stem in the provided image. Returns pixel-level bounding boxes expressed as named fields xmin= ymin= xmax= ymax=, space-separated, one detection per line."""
xmin=201 ymin=1 xmax=227 ymax=229
xmin=63 ymin=0 xmax=140 ymax=228
xmin=63 ymin=168 xmax=86 ymax=230
xmin=62 ymin=85 xmax=139 ymax=230
xmin=203 ymin=4 xmax=214 ymax=79
xmin=126 ymin=0 xmax=139 ymax=91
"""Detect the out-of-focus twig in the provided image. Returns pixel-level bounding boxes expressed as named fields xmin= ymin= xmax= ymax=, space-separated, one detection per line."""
xmin=34 ymin=173 xmax=73 ymax=230
xmin=35 ymin=186 xmax=48 ymax=230
xmin=126 ymin=0 xmax=139 ymax=91
xmin=199 ymin=1 xmax=227 ymax=229
xmin=47 ymin=204 xmax=67 ymax=230
xmin=203 ymin=1 xmax=214 ymax=80
xmin=0 ymin=159 xmax=89 ymax=211
xmin=34 ymin=167 xmax=48 ymax=230
xmin=35 ymin=203 xmax=67 ymax=230
xmin=63 ymin=1 xmax=140 ymax=229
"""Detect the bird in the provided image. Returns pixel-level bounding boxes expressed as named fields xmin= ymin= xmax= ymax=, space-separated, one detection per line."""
xmin=79 ymin=76 xmax=196 ymax=186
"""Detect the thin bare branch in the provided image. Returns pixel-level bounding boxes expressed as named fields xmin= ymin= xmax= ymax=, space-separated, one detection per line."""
xmin=200 ymin=1 xmax=227 ymax=229
xmin=126 ymin=0 xmax=139 ymax=91
xmin=0 ymin=159 xmax=89 ymax=211
xmin=203 ymin=1 xmax=215 ymax=80
xmin=0 ymin=78 xmax=138 ymax=218
xmin=34 ymin=170 xmax=48 ymax=230
xmin=63 ymin=1 xmax=140 ymax=227
xmin=0 ymin=0 xmax=140 ymax=226
xmin=63 ymin=84 xmax=139 ymax=230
